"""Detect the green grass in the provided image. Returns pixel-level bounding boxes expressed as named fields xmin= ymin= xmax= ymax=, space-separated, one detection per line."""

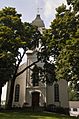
xmin=0 ymin=111 xmax=77 ymax=119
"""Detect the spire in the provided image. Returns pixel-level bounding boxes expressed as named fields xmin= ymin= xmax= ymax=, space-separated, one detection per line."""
xmin=37 ymin=8 xmax=42 ymax=15
xmin=31 ymin=13 xmax=45 ymax=28
xmin=31 ymin=0 xmax=45 ymax=27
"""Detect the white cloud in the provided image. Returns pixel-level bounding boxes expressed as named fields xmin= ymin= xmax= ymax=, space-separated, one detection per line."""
xmin=43 ymin=0 xmax=67 ymax=18
xmin=44 ymin=0 xmax=53 ymax=17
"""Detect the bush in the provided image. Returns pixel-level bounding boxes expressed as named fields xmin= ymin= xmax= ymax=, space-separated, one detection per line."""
xmin=56 ymin=107 xmax=69 ymax=115
xmin=45 ymin=105 xmax=69 ymax=115
xmin=45 ymin=104 xmax=56 ymax=112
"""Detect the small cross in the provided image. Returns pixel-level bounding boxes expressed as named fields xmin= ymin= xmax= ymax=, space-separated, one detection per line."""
xmin=37 ymin=8 xmax=42 ymax=14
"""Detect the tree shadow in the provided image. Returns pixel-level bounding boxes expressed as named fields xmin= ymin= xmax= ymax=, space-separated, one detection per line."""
xmin=0 ymin=111 xmax=77 ymax=119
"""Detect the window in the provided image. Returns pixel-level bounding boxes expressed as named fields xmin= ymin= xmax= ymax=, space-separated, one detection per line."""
xmin=32 ymin=78 xmax=39 ymax=86
xmin=14 ymin=84 xmax=20 ymax=102
xmin=54 ymin=83 xmax=59 ymax=102
xmin=73 ymin=108 xmax=77 ymax=111
xmin=31 ymin=65 xmax=39 ymax=86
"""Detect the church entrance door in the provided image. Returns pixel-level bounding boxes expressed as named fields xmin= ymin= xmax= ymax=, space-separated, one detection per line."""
xmin=32 ymin=92 xmax=40 ymax=107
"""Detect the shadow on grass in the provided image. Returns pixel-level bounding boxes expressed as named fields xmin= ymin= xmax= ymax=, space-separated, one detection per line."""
xmin=0 ymin=111 xmax=78 ymax=119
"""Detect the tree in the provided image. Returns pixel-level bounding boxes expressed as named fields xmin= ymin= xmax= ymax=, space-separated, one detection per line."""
xmin=42 ymin=3 xmax=79 ymax=83
xmin=54 ymin=4 xmax=79 ymax=82
xmin=68 ymin=82 xmax=79 ymax=101
xmin=7 ymin=22 xmax=41 ymax=109
xmin=0 ymin=7 xmax=41 ymax=108
xmin=67 ymin=0 xmax=79 ymax=11
xmin=42 ymin=4 xmax=77 ymax=59
xmin=43 ymin=62 xmax=57 ymax=84
xmin=31 ymin=61 xmax=56 ymax=87
xmin=0 ymin=7 xmax=24 ymax=107
xmin=0 ymin=25 xmax=16 ymax=107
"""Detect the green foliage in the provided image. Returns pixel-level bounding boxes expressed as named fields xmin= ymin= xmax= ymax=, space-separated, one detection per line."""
xmin=0 ymin=7 xmax=24 ymax=86
xmin=0 ymin=7 xmax=42 ymax=108
xmin=23 ymin=22 xmax=41 ymax=50
xmin=44 ymin=62 xmax=57 ymax=84
xmin=56 ymin=37 xmax=79 ymax=81
xmin=67 ymin=0 xmax=79 ymax=11
xmin=31 ymin=61 xmax=56 ymax=86
xmin=68 ymin=82 xmax=79 ymax=101
xmin=69 ymin=89 xmax=79 ymax=101
xmin=0 ymin=7 xmax=41 ymax=86
xmin=43 ymin=2 xmax=79 ymax=83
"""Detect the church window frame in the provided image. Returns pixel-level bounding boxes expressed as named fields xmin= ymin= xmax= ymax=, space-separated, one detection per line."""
xmin=31 ymin=65 xmax=39 ymax=87
xmin=14 ymin=84 xmax=20 ymax=102
xmin=54 ymin=83 xmax=59 ymax=102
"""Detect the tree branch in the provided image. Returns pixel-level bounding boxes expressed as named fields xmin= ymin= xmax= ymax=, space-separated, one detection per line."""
xmin=16 ymin=59 xmax=39 ymax=77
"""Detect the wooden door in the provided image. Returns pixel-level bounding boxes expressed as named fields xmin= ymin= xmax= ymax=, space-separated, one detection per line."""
xmin=32 ymin=92 xmax=40 ymax=107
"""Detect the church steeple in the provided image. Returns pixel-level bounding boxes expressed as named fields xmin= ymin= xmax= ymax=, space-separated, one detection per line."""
xmin=31 ymin=14 xmax=45 ymax=28
xmin=31 ymin=12 xmax=45 ymax=50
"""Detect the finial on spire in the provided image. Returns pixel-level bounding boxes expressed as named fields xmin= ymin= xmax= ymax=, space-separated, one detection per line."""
xmin=37 ymin=8 xmax=42 ymax=14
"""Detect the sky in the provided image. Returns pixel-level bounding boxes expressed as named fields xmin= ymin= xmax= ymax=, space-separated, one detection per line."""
xmin=1 ymin=0 xmax=67 ymax=101
xmin=0 ymin=0 xmax=67 ymax=28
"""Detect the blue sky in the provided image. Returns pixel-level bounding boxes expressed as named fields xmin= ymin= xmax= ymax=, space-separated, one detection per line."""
xmin=0 ymin=0 xmax=67 ymax=28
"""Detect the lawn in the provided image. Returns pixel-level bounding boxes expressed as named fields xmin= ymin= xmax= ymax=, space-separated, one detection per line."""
xmin=0 ymin=111 xmax=77 ymax=119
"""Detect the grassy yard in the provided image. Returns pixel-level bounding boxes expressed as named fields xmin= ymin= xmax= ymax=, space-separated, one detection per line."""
xmin=0 ymin=111 xmax=77 ymax=119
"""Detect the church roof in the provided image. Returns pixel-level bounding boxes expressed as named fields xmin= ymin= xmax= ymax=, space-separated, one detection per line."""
xmin=31 ymin=14 xmax=45 ymax=28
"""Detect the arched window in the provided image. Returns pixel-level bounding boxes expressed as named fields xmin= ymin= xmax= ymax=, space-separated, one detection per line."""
xmin=31 ymin=65 xmax=39 ymax=86
xmin=14 ymin=84 xmax=20 ymax=102
xmin=54 ymin=83 xmax=59 ymax=102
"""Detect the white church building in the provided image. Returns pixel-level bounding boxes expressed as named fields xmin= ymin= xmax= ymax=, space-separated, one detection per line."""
xmin=6 ymin=14 xmax=69 ymax=109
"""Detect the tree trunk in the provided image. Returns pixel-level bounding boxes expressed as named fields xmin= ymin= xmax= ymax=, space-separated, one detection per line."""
xmin=6 ymin=50 xmax=26 ymax=109
xmin=6 ymin=60 xmax=39 ymax=109
xmin=16 ymin=60 xmax=39 ymax=77
xmin=6 ymin=75 xmax=16 ymax=109
xmin=6 ymin=48 xmax=40 ymax=109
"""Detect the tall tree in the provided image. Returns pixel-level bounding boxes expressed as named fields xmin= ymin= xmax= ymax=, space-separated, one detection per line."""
xmin=0 ymin=7 xmax=24 ymax=107
xmin=42 ymin=2 xmax=79 ymax=83
xmin=7 ymin=23 xmax=41 ymax=109
xmin=0 ymin=7 xmax=41 ymax=108
xmin=54 ymin=4 xmax=79 ymax=82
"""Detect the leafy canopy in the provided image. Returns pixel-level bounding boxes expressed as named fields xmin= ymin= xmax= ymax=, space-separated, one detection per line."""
xmin=0 ymin=7 xmax=41 ymax=87
xmin=42 ymin=2 xmax=79 ymax=82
